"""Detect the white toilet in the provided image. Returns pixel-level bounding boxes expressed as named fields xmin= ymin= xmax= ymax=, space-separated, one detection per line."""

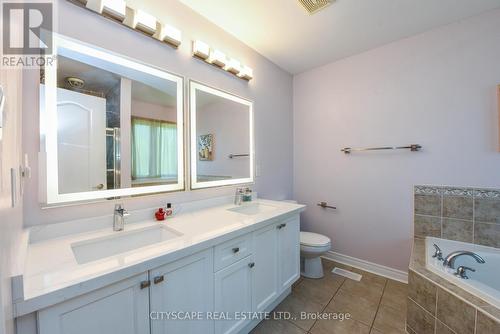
xmin=300 ymin=232 xmax=331 ymax=278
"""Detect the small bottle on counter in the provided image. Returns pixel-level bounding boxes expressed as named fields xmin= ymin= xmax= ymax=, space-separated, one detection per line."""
xmin=242 ymin=189 xmax=253 ymax=202
xmin=165 ymin=203 xmax=173 ymax=217
xmin=155 ymin=208 xmax=166 ymax=221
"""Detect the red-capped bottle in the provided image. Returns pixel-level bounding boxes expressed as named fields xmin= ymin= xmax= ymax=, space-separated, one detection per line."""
xmin=155 ymin=208 xmax=166 ymax=221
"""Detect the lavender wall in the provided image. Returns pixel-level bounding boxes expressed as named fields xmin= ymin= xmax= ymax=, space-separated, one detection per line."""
xmin=293 ymin=9 xmax=500 ymax=271
xmin=23 ymin=0 xmax=293 ymax=226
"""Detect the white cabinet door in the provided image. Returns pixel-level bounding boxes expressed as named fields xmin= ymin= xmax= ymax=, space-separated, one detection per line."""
xmin=38 ymin=272 xmax=150 ymax=334
xmin=150 ymin=249 xmax=214 ymax=334
xmin=252 ymin=224 xmax=279 ymax=313
xmin=278 ymin=216 xmax=300 ymax=291
xmin=214 ymin=256 xmax=254 ymax=334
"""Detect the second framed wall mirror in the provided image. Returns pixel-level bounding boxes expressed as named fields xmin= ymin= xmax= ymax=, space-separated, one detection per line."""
xmin=189 ymin=81 xmax=254 ymax=189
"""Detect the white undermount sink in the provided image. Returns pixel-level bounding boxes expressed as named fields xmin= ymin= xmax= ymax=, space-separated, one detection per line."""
xmin=71 ymin=225 xmax=183 ymax=264
xmin=227 ymin=203 xmax=277 ymax=216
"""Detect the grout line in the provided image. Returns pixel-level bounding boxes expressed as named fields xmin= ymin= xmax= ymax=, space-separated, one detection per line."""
xmin=370 ymin=279 xmax=388 ymax=332
xmin=284 ymin=317 xmax=308 ymax=333
xmin=309 ymin=276 xmax=346 ymax=331
xmin=473 ymin=308 xmax=478 ymax=334
xmin=440 ymin=194 xmax=444 ymax=238
xmin=472 ymin=195 xmax=475 ymax=243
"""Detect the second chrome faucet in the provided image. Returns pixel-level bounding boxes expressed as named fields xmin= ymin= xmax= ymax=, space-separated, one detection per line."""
xmin=113 ymin=204 xmax=130 ymax=231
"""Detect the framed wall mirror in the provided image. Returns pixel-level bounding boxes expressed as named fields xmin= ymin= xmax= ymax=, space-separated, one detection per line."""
xmin=40 ymin=35 xmax=184 ymax=205
xmin=189 ymin=81 xmax=254 ymax=189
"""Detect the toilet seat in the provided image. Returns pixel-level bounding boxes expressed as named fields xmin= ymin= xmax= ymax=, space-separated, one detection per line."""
xmin=300 ymin=232 xmax=330 ymax=247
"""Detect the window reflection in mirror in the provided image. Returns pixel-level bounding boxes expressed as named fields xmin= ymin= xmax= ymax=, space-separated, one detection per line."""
xmin=40 ymin=36 xmax=184 ymax=204
xmin=190 ymin=82 xmax=254 ymax=189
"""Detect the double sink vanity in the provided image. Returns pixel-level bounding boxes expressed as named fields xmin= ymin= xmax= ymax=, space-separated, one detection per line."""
xmin=19 ymin=27 xmax=301 ymax=334
xmin=14 ymin=198 xmax=304 ymax=334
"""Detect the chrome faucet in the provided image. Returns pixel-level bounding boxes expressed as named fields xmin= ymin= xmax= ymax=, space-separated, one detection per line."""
xmin=432 ymin=244 xmax=444 ymax=261
xmin=442 ymin=251 xmax=485 ymax=269
xmin=113 ymin=204 xmax=130 ymax=231
xmin=454 ymin=266 xmax=476 ymax=279
xmin=234 ymin=187 xmax=245 ymax=205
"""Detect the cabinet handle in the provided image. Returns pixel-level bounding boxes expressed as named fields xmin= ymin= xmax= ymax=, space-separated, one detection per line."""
xmin=232 ymin=247 xmax=240 ymax=253
xmin=277 ymin=223 xmax=286 ymax=229
xmin=140 ymin=280 xmax=151 ymax=289
xmin=153 ymin=275 xmax=165 ymax=284
xmin=248 ymin=262 xmax=255 ymax=268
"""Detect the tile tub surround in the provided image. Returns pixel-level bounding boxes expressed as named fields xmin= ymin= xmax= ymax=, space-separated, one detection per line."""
xmin=407 ymin=239 xmax=500 ymax=334
xmin=414 ymin=186 xmax=500 ymax=248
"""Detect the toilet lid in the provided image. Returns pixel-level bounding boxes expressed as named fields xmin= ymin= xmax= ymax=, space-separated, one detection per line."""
xmin=300 ymin=232 xmax=331 ymax=247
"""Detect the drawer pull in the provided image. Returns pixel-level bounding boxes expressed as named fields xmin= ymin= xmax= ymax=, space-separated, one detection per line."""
xmin=154 ymin=276 xmax=165 ymax=284
xmin=140 ymin=280 xmax=151 ymax=289
xmin=232 ymin=247 xmax=240 ymax=253
xmin=248 ymin=262 xmax=255 ymax=268
xmin=277 ymin=223 xmax=286 ymax=229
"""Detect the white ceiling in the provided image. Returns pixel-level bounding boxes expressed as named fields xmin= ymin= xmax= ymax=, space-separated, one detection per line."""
xmin=179 ymin=0 xmax=500 ymax=74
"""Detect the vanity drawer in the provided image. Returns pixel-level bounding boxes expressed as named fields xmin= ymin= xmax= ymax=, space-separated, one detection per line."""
xmin=214 ymin=234 xmax=253 ymax=272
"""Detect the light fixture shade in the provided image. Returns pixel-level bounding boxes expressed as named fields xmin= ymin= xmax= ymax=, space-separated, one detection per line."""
xmin=192 ymin=40 xmax=210 ymax=60
xmin=225 ymin=58 xmax=241 ymax=75
xmin=100 ymin=0 xmax=126 ymax=21
xmin=238 ymin=65 xmax=253 ymax=80
xmin=161 ymin=24 xmax=181 ymax=47
xmin=133 ymin=10 xmax=157 ymax=35
xmin=208 ymin=49 xmax=227 ymax=68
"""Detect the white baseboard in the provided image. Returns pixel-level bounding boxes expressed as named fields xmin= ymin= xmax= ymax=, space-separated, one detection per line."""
xmin=322 ymin=251 xmax=408 ymax=283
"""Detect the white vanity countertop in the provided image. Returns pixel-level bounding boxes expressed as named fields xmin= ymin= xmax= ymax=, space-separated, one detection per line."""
xmin=14 ymin=198 xmax=305 ymax=316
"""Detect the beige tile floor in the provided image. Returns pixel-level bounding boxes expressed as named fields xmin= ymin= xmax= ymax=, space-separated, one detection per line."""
xmin=251 ymin=259 xmax=408 ymax=334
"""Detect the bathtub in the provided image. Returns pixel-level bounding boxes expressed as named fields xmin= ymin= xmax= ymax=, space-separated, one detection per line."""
xmin=425 ymin=237 xmax=500 ymax=308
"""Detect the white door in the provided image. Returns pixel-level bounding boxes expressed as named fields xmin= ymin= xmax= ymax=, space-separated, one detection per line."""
xmin=214 ymin=256 xmax=254 ymax=334
xmin=278 ymin=216 xmax=300 ymax=291
xmin=56 ymin=87 xmax=107 ymax=194
xmin=252 ymin=224 xmax=279 ymax=313
xmin=150 ymin=249 xmax=214 ymax=334
xmin=38 ymin=272 xmax=150 ymax=334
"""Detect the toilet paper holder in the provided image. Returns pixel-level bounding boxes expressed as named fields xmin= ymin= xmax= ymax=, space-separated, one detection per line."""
xmin=317 ymin=202 xmax=336 ymax=210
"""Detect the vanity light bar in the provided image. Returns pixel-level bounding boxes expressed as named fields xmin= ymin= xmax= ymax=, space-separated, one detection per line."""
xmin=208 ymin=49 xmax=227 ymax=68
xmin=225 ymin=58 xmax=242 ymax=75
xmin=161 ymin=24 xmax=182 ymax=47
xmin=71 ymin=0 xmax=181 ymax=48
xmin=100 ymin=0 xmax=126 ymax=22
xmin=193 ymin=40 xmax=210 ymax=60
xmin=132 ymin=9 xmax=157 ymax=35
xmin=192 ymin=40 xmax=253 ymax=81
xmin=238 ymin=65 xmax=253 ymax=80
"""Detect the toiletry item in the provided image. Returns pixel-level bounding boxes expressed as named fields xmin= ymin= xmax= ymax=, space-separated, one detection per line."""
xmin=165 ymin=203 xmax=173 ymax=216
xmin=155 ymin=208 xmax=166 ymax=221
xmin=242 ymin=189 xmax=252 ymax=202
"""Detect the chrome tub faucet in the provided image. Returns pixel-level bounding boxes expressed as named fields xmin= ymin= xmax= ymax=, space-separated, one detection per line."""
xmin=443 ymin=251 xmax=485 ymax=269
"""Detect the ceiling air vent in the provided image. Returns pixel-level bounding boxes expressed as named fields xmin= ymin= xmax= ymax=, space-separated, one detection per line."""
xmin=298 ymin=0 xmax=333 ymax=14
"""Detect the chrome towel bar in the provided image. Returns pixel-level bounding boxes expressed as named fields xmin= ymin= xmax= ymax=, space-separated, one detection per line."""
xmin=341 ymin=144 xmax=422 ymax=154
xmin=228 ymin=154 xmax=249 ymax=159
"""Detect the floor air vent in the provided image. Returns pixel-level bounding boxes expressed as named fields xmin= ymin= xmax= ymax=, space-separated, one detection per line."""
xmin=332 ymin=267 xmax=362 ymax=281
xmin=298 ymin=0 xmax=333 ymax=14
